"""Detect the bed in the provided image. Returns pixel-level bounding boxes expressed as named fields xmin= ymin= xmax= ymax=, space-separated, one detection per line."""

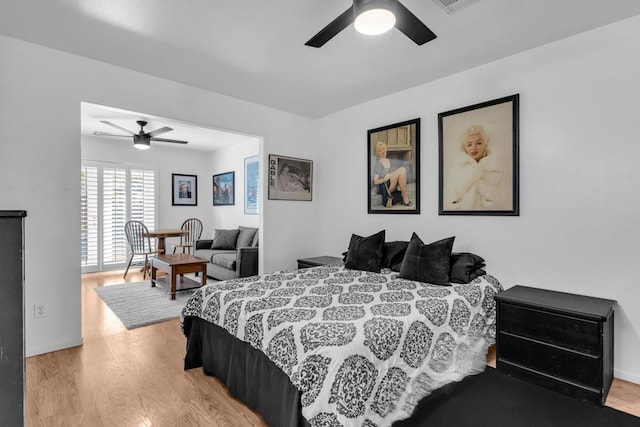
xmin=181 ymin=262 xmax=503 ymax=427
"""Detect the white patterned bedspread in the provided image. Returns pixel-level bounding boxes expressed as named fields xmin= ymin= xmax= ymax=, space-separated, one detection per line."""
xmin=181 ymin=265 xmax=503 ymax=427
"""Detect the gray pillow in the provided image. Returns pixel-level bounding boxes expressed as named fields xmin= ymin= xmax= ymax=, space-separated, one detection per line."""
xmin=211 ymin=228 xmax=240 ymax=250
xmin=237 ymin=226 xmax=258 ymax=248
xmin=251 ymin=230 xmax=259 ymax=247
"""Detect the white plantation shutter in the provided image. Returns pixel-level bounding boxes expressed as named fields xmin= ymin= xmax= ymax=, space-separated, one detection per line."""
xmin=81 ymin=166 xmax=99 ymax=269
xmin=103 ymin=167 xmax=128 ymax=265
xmin=81 ymin=162 xmax=156 ymax=272
xmin=130 ymin=169 xmax=157 ymax=256
xmin=130 ymin=169 xmax=155 ymax=228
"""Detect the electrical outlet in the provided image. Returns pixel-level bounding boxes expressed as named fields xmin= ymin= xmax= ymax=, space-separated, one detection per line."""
xmin=34 ymin=304 xmax=46 ymax=319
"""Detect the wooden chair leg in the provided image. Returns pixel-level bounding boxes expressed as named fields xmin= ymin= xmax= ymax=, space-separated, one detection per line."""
xmin=123 ymin=254 xmax=134 ymax=278
xmin=143 ymin=255 xmax=148 ymax=280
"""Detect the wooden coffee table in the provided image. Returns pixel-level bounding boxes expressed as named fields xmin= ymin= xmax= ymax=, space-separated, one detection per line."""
xmin=151 ymin=254 xmax=208 ymax=300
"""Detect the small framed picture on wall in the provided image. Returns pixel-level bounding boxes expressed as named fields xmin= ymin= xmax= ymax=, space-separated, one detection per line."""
xmin=172 ymin=173 xmax=197 ymax=206
xmin=213 ymin=171 xmax=235 ymax=206
xmin=244 ymin=156 xmax=259 ymax=214
xmin=268 ymin=154 xmax=313 ymax=201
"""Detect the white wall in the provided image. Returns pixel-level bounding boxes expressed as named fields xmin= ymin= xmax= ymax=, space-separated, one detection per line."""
xmin=210 ymin=139 xmax=260 ymax=230
xmin=310 ymin=16 xmax=640 ymax=383
xmin=0 ymin=34 xmax=317 ymax=357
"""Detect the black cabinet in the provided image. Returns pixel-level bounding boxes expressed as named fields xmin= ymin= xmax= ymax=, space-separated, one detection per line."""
xmin=297 ymin=256 xmax=343 ymax=269
xmin=495 ymin=285 xmax=616 ymax=406
xmin=0 ymin=210 xmax=27 ymax=426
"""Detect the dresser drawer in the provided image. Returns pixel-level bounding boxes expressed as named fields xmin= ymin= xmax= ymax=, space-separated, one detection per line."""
xmin=499 ymin=303 xmax=600 ymax=354
xmin=499 ymin=332 xmax=602 ymax=388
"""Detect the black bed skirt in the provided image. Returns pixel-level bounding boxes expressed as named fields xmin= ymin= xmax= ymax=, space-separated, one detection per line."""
xmin=183 ymin=316 xmax=310 ymax=427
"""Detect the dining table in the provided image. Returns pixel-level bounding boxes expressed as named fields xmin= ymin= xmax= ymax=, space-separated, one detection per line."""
xmin=144 ymin=229 xmax=188 ymax=255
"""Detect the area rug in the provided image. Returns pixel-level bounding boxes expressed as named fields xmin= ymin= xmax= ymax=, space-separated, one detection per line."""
xmin=394 ymin=367 xmax=640 ymax=427
xmin=94 ymin=281 xmax=196 ymax=329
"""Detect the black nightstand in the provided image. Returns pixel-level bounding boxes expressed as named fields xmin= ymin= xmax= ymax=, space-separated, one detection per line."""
xmin=495 ymin=285 xmax=616 ymax=406
xmin=297 ymin=256 xmax=343 ymax=269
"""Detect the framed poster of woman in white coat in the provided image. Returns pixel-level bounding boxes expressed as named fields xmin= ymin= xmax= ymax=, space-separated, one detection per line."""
xmin=438 ymin=94 xmax=519 ymax=216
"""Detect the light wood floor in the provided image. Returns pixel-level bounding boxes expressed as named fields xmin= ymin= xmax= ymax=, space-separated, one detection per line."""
xmin=25 ymin=271 xmax=640 ymax=426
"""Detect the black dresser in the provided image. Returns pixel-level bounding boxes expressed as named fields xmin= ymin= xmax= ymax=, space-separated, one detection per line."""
xmin=495 ymin=285 xmax=616 ymax=406
xmin=0 ymin=210 xmax=27 ymax=425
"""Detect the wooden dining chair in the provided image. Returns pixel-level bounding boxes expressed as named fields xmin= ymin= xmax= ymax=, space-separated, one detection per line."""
xmin=124 ymin=221 xmax=157 ymax=279
xmin=172 ymin=218 xmax=203 ymax=255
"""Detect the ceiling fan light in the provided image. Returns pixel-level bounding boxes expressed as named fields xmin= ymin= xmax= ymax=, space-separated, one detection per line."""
xmin=133 ymin=135 xmax=150 ymax=150
xmin=354 ymin=8 xmax=396 ymax=35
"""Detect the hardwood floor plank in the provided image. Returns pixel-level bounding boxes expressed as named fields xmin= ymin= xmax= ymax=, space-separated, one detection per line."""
xmin=24 ymin=270 xmax=640 ymax=425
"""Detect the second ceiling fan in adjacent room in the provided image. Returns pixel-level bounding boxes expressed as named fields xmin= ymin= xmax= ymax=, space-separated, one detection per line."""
xmin=94 ymin=120 xmax=189 ymax=150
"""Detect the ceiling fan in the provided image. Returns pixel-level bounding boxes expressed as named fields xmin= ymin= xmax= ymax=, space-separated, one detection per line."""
xmin=94 ymin=120 xmax=188 ymax=150
xmin=305 ymin=0 xmax=437 ymax=48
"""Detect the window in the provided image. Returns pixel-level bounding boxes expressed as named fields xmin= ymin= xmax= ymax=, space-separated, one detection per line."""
xmin=81 ymin=162 xmax=157 ymax=273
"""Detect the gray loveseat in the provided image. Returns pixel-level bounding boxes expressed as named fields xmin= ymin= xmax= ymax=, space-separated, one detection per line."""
xmin=194 ymin=226 xmax=259 ymax=281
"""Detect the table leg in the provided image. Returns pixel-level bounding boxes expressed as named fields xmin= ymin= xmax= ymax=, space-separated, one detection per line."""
xmin=157 ymin=237 xmax=166 ymax=255
xmin=201 ymin=264 xmax=207 ymax=287
xmin=151 ymin=260 xmax=156 ymax=287
xmin=170 ymin=268 xmax=176 ymax=300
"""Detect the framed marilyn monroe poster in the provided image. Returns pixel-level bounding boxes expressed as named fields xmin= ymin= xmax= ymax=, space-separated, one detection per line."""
xmin=438 ymin=94 xmax=519 ymax=216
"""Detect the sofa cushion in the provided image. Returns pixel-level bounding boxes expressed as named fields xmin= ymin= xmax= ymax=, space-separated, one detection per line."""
xmin=251 ymin=230 xmax=259 ymax=247
xmin=211 ymin=228 xmax=240 ymax=250
xmin=237 ymin=226 xmax=258 ymax=248
xmin=211 ymin=252 xmax=237 ymax=270
xmin=194 ymin=248 xmax=234 ymax=264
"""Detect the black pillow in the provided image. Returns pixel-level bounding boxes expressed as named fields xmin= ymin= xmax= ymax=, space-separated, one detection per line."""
xmin=449 ymin=252 xmax=486 ymax=284
xmin=382 ymin=241 xmax=409 ymax=272
xmin=399 ymin=233 xmax=455 ymax=286
xmin=210 ymin=228 xmax=240 ymax=250
xmin=344 ymin=230 xmax=385 ymax=272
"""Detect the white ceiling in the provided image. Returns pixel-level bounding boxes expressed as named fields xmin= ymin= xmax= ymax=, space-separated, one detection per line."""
xmin=3 ymin=1 xmax=640 ymax=120
xmin=81 ymin=102 xmax=258 ymax=152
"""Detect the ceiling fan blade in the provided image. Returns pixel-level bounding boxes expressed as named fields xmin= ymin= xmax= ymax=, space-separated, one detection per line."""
xmin=305 ymin=7 xmax=354 ymax=48
xmin=93 ymin=131 xmax=131 ymax=137
xmin=100 ymin=120 xmax=136 ymax=135
xmin=395 ymin=1 xmax=437 ymax=45
xmin=146 ymin=126 xmax=173 ymax=138
xmin=150 ymin=137 xmax=189 ymax=144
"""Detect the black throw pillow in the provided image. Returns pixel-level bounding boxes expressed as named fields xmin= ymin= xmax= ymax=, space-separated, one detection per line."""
xmin=382 ymin=241 xmax=409 ymax=272
xmin=344 ymin=230 xmax=386 ymax=272
xmin=399 ymin=233 xmax=455 ymax=286
xmin=449 ymin=252 xmax=487 ymax=284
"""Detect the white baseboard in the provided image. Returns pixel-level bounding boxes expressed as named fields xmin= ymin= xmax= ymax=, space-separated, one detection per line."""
xmin=26 ymin=337 xmax=83 ymax=358
xmin=614 ymin=368 xmax=640 ymax=385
